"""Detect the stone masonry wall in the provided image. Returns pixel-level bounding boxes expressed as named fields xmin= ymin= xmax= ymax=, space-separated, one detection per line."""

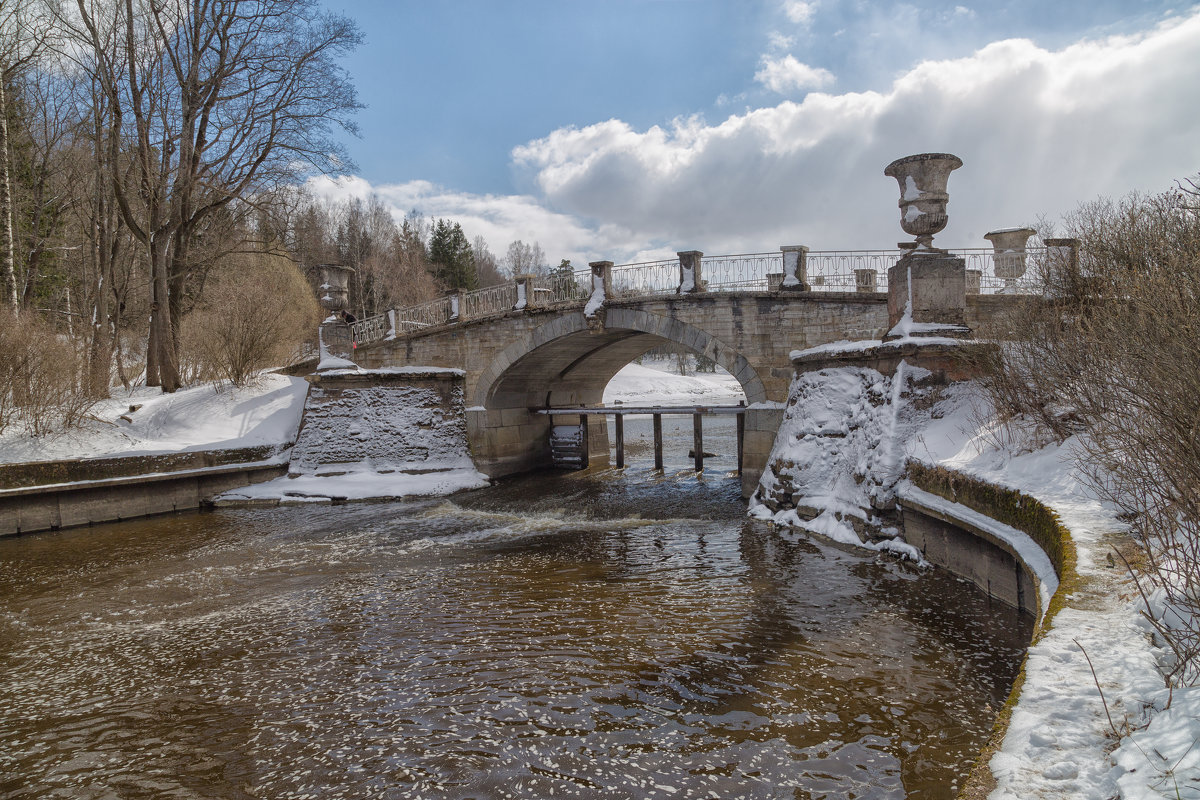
xmin=292 ymin=371 xmax=472 ymax=475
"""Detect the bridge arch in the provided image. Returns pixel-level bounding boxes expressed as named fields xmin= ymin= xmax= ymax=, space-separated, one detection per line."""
xmin=466 ymin=307 xmax=771 ymax=486
xmin=472 ymin=307 xmax=768 ymax=410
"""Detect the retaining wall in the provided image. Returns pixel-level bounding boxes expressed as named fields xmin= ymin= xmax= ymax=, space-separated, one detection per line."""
xmin=0 ymin=449 xmax=288 ymax=537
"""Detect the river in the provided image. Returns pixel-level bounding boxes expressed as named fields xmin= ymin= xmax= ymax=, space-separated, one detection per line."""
xmin=0 ymin=416 xmax=1031 ymax=799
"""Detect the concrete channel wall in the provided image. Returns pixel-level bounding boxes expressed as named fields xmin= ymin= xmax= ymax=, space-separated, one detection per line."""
xmin=899 ymin=493 xmax=1041 ymax=616
xmin=900 ymin=461 xmax=1071 ymax=622
xmin=0 ymin=448 xmax=288 ymax=537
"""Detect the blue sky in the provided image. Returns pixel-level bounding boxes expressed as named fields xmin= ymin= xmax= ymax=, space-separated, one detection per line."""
xmin=316 ymin=0 xmax=1200 ymax=266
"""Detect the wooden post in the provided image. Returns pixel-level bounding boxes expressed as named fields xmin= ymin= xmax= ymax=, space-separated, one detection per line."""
xmin=579 ymin=414 xmax=589 ymax=465
xmin=615 ymin=413 xmax=625 ymax=469
xmin=693 ymin=413 xmax=703 ymax=472
xmin=736 ymin=405 xmax=745 ymax=476
xmin=653 ymin=414 xmax=663 ymax=471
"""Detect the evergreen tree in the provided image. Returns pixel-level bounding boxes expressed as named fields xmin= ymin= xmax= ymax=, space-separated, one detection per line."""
xmin=429 ymin=219 xmax=477 ymax=291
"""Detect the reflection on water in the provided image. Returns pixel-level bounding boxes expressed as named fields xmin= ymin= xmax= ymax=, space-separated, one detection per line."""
xmin=0 ymin=419 xmax=1030 ymax=799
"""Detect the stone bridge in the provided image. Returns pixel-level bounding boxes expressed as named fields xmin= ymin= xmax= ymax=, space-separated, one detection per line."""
xmin=340 ymin=254 xmax=1024 ymax=496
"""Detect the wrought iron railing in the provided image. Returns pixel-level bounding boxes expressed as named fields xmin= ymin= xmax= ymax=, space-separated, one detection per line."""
xmin=349 ymin=313 xmax=389 ymax=344
xmin=534 ymin=272 xmax=591 ymax=304
xmin=340 ymin=246 xmax=1051 ymax=347
xmin=610 ymin=259 xmax=678 ymax=297
xmin=461 ymin=283 xmax=518 ymax=319
xmin=702 ymin=252 xmax=782 ymax=291
xmin=395 ymin=295 xmax=453 ymax=333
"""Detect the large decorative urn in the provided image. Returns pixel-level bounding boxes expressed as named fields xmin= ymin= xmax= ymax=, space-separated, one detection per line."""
xmin=318 ymin=264 xmax=355 ymax=313
xmin=984 ymin=227 xmax=1036 ymax=286
xmin=883 ymin=153 xmax=963 ymax=249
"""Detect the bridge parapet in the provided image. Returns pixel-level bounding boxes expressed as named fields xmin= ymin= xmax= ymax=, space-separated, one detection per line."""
xmin=344 ymin=245 xmax=1055 ymax=349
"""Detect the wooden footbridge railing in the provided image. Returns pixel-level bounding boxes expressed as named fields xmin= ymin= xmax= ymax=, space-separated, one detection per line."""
xmin=538 ymin=404 xmax=748 ymax=473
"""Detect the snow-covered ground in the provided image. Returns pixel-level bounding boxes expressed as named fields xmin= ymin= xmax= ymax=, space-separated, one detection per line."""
xmin=602 ymin=360 xmax=745 ymax=406
xmin=0 ymin=373 xmax=310 ymax=464
xmin=2 ymin=360 xmax=1191 ymax=799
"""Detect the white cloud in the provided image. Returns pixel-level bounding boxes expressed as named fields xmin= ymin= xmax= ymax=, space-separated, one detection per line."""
xmin=511 ymin=11 xmax=1200 ymax=253
xmin=304 ymin=175 xmax=653 ymax=269
xmin=755 ymin=54 xmax=837 ymax=93
xmin=767 ymin=30 xmax=796 ymax=51
xmin=783 ymin=0 xmax=817 ymax=26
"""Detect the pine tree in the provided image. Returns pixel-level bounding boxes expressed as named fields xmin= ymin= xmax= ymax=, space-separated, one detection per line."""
xmin=429 ymin=219 xmax=477 ymax=291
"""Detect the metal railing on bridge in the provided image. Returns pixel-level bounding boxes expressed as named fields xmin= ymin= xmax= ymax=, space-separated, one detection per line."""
xmin=344 ymin=245 xmax=1053 ymax=348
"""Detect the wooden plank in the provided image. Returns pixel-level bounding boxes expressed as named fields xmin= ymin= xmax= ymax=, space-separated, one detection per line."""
xmin=736 ymin=411 xmax=745 ymax=475
xmin=693 ymin=413 xmax=703 ymax=472
xmin=538 ymin=405 xmax=747 ymax=416
xmin=653 ymin=414 xmax=663 ymax=471
xmin=615 ymin=414 xmax=625 ymax=469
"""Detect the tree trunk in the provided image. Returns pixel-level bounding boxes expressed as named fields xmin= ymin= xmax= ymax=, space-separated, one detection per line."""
xmin=151 ymin=238 xmax=179 ymax=392
xmin=0 ymin=72 xmax=17 ymax=312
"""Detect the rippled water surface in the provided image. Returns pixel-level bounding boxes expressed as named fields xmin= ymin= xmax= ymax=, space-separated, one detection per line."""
xmin=0 ymin=420 xmax=1031 ymax=799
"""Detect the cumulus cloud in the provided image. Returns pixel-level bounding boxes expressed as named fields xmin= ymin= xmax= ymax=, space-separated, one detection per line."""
xmin=512 ymin=11 xmax=1200 ymax=252
xmin=783 ymin=0 xmax=817 ymax=26
xmin=304 ymin=175 xmax=654 ymax=268
xmin=755 ymin=55 xmax=837 ymax=93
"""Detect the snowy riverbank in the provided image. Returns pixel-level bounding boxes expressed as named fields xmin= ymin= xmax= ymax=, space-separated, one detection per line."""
xmin=911 ymin=385 xmax=1192 ymax=800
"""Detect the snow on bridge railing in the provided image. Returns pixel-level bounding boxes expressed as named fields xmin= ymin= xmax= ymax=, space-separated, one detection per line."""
xmin=342 ymin=246 xmax=1050 ymax=346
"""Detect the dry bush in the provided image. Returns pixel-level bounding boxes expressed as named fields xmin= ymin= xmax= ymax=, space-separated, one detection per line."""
xmin=977 ymin=179 xmax=1200 ymax=685
xmin=0 ymin=309 xmax=95 ymax=436
xmin=181 ymin=252 xmax=321 ymax=386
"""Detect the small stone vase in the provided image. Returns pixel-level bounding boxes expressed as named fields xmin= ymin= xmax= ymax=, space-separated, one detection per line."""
xmin=984 ymin=227 xmax=1036 ymax=284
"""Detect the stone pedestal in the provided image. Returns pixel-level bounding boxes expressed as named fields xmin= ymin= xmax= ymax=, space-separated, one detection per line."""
xmin=780 ymin=245 xmax=810 ymax=291
xmin=886 ymin=249 xmax=970 ymax=338
xmin=677 ymin=250 xmax=703 ymax=294
xmin=585 ymin=261 xmax=613 ymax=322
xmin=854 ymin=268 xmax=877 ymax=293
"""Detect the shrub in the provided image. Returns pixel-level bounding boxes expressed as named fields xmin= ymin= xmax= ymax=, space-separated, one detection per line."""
xmin=181 ymin=252 xmax=321 ymax=386
xmin=0 ymin=309 xmax=96 ymax=436
xmin=976 ymin=177 xmax=1200 ymax=685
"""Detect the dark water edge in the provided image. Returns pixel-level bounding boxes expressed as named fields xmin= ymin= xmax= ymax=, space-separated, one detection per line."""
xmin=0 ymin=420 xmax=1031 ymax=800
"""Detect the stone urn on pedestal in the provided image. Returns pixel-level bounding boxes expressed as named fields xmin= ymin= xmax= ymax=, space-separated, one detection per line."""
xmin=318 ymin=264 xmax=355 ymax=315
xmin=984 ymin=227 xmax=1035 ymax=292
xmin=317 ymin=264 xmax=356 ymax=363
xmin=882 ymin=153 xmax=971 ymax=339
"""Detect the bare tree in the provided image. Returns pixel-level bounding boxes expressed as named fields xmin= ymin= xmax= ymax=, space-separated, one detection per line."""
xmin=503 ymin=238 xmax=546 ymax=277
xmin=0 ymin=0 xmax=56 ymax=312
xmin=67 ymin=0 xmax=361 ymax=391
xmin=472 ymin=234 xmax=505 ymax=287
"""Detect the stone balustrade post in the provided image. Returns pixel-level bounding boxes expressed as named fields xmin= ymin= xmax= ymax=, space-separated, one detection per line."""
xmin=677 ymin=250 xmax=704 ymax=294
xmin=514 ymin=274 xmax=535 ymax=311
xmin=586 ymin=261 xmax=613 ymax=319
xmin=1044 ymin=238 xmax=1080 ymax=274
xmin=450 ymin=289 xmax=466 ymax=322
xmin=854 ymin=268 xmax=877 ymax=293
xmin=780 ymin=245 xmax=810 ymax=291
